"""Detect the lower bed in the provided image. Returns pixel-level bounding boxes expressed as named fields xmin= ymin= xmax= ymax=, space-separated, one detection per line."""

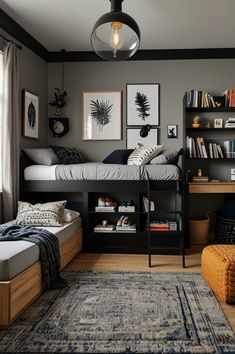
xmin=0 ymin=218 xmax=83 ymax=328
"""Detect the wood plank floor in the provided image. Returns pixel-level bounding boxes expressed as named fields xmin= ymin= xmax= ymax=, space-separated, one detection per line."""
xmin=67 ymin=246 xmax=235 ymax=332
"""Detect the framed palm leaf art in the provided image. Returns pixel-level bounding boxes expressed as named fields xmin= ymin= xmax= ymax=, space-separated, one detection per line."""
xmin=126 ymin=84 xmax=160 ymax=126
xmin=83 ymin=91 xmax=122 ymax=140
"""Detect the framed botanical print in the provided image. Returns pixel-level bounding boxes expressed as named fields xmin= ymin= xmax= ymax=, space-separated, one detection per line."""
xmin=126 ymin=128 xmax=158 ymax=149
xmin=23 ymin=90 xmax=39 ymax=139
xmin=83 ymin=91 xmax=122 ymax=140
xmin=127 ymin=84 xmax=160 ymax=126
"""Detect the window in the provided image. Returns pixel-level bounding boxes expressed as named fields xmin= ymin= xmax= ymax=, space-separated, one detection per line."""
xmin=0 ymin=50 xmax=3 ymax=191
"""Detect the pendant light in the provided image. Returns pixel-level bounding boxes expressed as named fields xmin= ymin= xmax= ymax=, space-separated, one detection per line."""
xmin=91 ymin=0 xmax=140 ymax=61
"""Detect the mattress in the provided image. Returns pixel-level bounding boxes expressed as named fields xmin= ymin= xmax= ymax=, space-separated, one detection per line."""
xmin=24 ymin=163 xmax=180 ymax=181
xmin=0 ymin=218 xmax=82 ymax=281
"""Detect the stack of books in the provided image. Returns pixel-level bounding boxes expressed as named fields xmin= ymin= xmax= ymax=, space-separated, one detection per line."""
xmin=148 ymin=220 xmax=177 ymax=231
xmin=116 ymin=224 xmax=136 ymax=232
xmin=94 ymin=224 xmax=115 ymax=232
xmin=223 ymin=89 xmax=235 ymax=107
xmin=225 ymin=118 xmax=235 ymax=128
xmin=208 ymin=143 xmax=224 ymax=158
xmin=143 ymin=196 xmax=155 ymax=212
xmin=224 ymin=140 xmax=235 ymax=159
xmin=192 ymin=176 xmax=209 ymax=183
xmin=186 ymin=90 xmax=216 ymax=108
xmin=118 ymin=205 xmax=135 ymax=212
xmin=95 ymin=202 xmax=117 ymax=212
xmin=186 ymin=136 xmax=224 ymax=159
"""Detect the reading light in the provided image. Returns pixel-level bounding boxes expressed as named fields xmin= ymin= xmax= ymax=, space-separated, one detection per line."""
xmin=91 ymin=0 xmax=140 ymax=60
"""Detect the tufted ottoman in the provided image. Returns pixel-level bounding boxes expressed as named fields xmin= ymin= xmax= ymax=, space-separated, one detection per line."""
xmin=201 ymin=245 xmax=235 ymax=303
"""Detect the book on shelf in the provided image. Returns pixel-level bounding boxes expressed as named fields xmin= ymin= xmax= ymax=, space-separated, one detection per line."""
xmin=95 ymin=202 xmax=117 ymax=212
xmin=225 ymin=118 xmax=235 ymax=128
xmin=118 ymin=205 xmax=135 ymax=212
xmin=223 ymin=89 xmax=235 ymax=107
xmin=187 ymin=136 xmax=224 ymax=159
xmin=94 ymin=224 xmax=116 ymax=232
xmin=224 ymin=140 xmax=235 ymax=159
xmin=116 ymin=224 xmax=136 ymax=232
xmin=192 ymin=176 xmax=209 ymax=182
xmin=186 ymin=90 xmax=216 ymax=108
xmin=148 ymin=220 xmax=177 ymax=231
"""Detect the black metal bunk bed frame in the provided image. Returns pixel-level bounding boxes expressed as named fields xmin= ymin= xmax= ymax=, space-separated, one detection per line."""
xmin=21 ymin=153 xmax=187 ymax=267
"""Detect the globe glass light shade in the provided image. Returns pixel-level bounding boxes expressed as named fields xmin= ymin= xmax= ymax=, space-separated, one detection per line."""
xmin=91 ymin=10 xmax=140 ymax=60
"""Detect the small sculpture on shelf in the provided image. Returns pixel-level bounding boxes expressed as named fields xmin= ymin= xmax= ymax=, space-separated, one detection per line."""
xmin=192 ymin=115 xmax=201 ymax=128
xmin=205 ymin=121 xmax=211 ymax=128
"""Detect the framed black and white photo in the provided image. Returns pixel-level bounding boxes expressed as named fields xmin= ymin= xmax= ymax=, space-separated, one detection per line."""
xmin=126 ymin=128 xmax=158 ymax=149
xmin=83 ymin=91 xmax=121 ymax=140
xmin=127 ymin=84 xmax=159 ymax=126
xmin=23 ymin=90 xmax=39 ymax=139
xmin=167 ymin=124 xmax=178 ymax=139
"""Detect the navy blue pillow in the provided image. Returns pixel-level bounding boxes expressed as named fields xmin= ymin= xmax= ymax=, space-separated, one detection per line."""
xmin=103 ymin=149 xmax=134 ymax=164
xmin=50 ymin=145 xmax=83 ymax=165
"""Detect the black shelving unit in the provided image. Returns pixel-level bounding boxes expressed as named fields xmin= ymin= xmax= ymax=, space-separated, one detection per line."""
xmin=183 ymin=93 xmax=235 ymax=243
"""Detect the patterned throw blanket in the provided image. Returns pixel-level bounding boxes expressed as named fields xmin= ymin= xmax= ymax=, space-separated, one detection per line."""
xmin=0 ymin=225 xmax=67 ymax=290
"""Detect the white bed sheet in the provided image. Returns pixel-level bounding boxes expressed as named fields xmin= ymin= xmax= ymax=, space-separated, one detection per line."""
xmin=24 ymin=165 xmax=57 ymax=180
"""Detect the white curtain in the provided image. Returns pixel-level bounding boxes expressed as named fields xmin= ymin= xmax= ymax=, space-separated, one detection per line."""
xmin=2 ymin=42 xmax=20 ymax=222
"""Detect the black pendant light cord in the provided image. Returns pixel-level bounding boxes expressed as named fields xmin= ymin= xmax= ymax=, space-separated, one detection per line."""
xmin=110 ymin=0 xmax=123 ymax=12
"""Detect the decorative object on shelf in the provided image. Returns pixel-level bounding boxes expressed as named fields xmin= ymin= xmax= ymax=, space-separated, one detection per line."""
xmin=127 ymin=84 xmax=160 ymax=126
xmin=126 ymin=128 xmax=158 ymax=149
xmin=49 ymin=117 xmax=69 ymax=137
xmin=205 ymin=121 xmax=211 ymax=128
xmin=22 ymin=90 xmax=39 ymax=139
xmin=90 ymin=0 xmax=140 ymax=61
xmin=231 ymin=168 xmax=235 ymax=181
xmin=102 ymin=219 xmax=108 ymax=228
xmin=197 ymin=169 xmax=202 ymax=177
xmin=83 ymin=91 xmax=122 ymax=140
xmin=167 ymin=124 xmax=178 ymax=139
xmin=192 ymin=115 xmax=201 ymax=128
xmin=49 ymin=51 xmax=67 ymax=116
xmin=140 ymin=124 xmax=151 ymax=137
xmin=49 ymin=88 xmax=67 ymax=116
xmin=214 ymin=118 xmax=223 ymax=128
xmin=213 ymin=96 xmax=225 ymax=107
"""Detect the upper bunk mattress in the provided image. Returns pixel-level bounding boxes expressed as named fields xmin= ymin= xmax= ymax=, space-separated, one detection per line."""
xmin=24 ymin=163 xmax=180 ymax=181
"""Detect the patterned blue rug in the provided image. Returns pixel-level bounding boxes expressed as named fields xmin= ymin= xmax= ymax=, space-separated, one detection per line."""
xmin=0 ymin=271 xmax=235 ymax=353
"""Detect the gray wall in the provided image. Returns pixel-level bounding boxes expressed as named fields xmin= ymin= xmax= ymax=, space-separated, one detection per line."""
xmin=48 ymin=59 xmax=235 ymax=161
xmin=0 ymin=29 xmax=48 ymax=149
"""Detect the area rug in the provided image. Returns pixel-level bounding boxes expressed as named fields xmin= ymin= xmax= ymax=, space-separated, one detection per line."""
xmin=0 ymin=271 xmax=234 ymax=353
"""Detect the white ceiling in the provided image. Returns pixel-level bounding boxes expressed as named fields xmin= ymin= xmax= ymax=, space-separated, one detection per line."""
xmin=1 ymin=0 xmax=235 ymax=51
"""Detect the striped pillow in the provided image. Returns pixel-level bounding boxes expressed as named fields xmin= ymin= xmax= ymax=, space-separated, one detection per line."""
xmin=127 ymin=145 xmax=164 ymax=166
xmin=16 ymin=201 xmax=67 ymax=227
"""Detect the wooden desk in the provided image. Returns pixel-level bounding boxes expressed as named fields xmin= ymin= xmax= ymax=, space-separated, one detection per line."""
xmin=189 ymin=182 xmax=235 ymax=194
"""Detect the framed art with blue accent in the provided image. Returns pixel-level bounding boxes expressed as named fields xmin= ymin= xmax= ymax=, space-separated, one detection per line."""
xmin=23 ymin=90 xmax=39 ymax=139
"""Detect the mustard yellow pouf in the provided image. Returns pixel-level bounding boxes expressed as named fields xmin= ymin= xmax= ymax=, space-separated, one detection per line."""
xmin=201 ymin=245 xmax=235 ymax=303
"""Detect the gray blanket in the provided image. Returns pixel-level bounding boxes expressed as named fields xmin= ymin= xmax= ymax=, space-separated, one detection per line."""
xmin=0 ymin=225 xmax=67 ymax=290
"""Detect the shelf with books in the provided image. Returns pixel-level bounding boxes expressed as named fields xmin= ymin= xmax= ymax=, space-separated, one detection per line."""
xmin=186 ymin=107 xmax=235 ymax=112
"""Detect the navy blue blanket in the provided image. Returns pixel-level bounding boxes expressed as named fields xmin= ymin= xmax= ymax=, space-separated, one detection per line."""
xmin=0 ymin=225 xmax=67 ymax=290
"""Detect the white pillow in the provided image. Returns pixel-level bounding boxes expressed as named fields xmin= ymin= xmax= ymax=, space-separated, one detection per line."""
xmin=16 ymin=200 xmax=67 ymax=226
xmin=63 ymin=209 xmax=80 ymax=223
xmin=23 ymin=148 xmax=60 ymax=166
xmin=127 ymin=145 xmax=164 ymax=166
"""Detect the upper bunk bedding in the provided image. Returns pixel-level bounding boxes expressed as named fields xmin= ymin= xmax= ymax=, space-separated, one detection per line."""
xmin=24 ymin=162 xmax=181 ymax=181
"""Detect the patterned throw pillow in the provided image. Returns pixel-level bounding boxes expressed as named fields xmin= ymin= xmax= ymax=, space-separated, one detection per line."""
xmin=50 ymin=145 xmax=83 ymax=165
xmin=127 ymin=145 xmax=164 ymax=166
xmin=16 ymin=201 xmax=67 ymax=226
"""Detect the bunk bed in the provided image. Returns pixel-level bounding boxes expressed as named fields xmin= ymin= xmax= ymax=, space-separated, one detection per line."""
xmin=20 ymin=152 xmax=186 ymax=266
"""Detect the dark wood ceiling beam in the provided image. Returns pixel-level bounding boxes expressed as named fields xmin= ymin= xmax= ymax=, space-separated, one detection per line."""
xmin=1 ymin=9 xmax=235 ymax=62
